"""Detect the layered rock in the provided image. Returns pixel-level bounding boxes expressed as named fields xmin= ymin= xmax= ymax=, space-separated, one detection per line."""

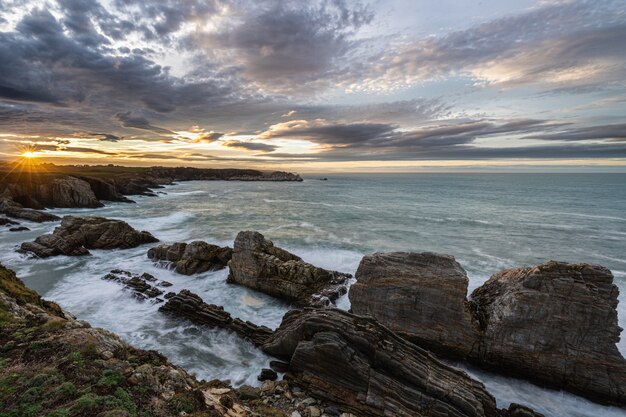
xmin=262 ymin=308 xmax=541 ymax=417
xmin=227 ymin=231 xmax=351 ymax=307
xmin=102 ymin=269 xmax=173 ymax=302
xmin=350 ymin=254 xmax=626 ymax=406
xmin=160 ymin=289 xmax=273 ymax=347
xmin=76 ymin=175 xmax=134 ymax=202
xmin=471 ymin=261 xmax=626 ymax=405
xmin=148 ymin=241 xmax=232 ymax=275
xmin=350 ymin=252 xmax=480 ymax=358
xmin=0 ymin=197 xmax=60 ymax=222
xmin=20 ymin=216 xmax=158 ymax=257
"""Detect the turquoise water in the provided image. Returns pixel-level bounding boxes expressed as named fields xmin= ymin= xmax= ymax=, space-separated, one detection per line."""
xmin=1 ymin=173 xmax=625 ymax=416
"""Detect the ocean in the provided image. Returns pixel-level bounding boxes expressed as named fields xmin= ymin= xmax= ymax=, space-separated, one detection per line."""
xmin=1 ymin=173 xmax=625 ymax=417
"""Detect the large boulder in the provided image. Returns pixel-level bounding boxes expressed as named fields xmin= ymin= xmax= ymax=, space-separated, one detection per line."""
xmin=160 ymin=289 xmax=274 ymax=347
xmin=19 ymin=216 xmax=158 ymax=257
xmin=227 ymin=231 xmax=350 ymax=307
xmin=350 ymin=255 xmax=626 ymax=406
xmin=350 ymin=252 xmax=480 ymax=358
xmin=262 ymin=308 xmax=541 ymax=417
xmin=147 ymin=241 xmax=232 ymax=275
xmin=471 ymin=261 xmax=626 ymax=405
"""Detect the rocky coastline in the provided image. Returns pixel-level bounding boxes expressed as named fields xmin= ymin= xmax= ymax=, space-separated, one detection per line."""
xmin=0 ymin=165 xmax=303 ymax=224
xmin=2 ymin=168 xmax=625 ymax=416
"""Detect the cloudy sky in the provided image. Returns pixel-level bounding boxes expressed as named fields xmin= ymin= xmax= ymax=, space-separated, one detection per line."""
xmin=1 ymin=0 xmax=625 ymax=171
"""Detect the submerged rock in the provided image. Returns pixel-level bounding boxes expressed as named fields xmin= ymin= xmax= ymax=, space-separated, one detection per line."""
xmin=227 ymin=231 xmax=351 ymax=307
xmin=102 ymin=269 xmax=168 ymax=302
xmin=350 ymin=254 xmax=626 ymax=406
xmin=471 ymin=261 xmax=626 ymax=405
xmin=159 ymin=289 xmax=274 ymax=347
xmin=19 ymin=215 xmax=158 ymax=257
xmin=350 ymin=251 xmax=480 ymax=358
xmin=263 ymin=308 xmax=518 ymax=417
xmin=147 ymin=241 xmax=232 ymax=275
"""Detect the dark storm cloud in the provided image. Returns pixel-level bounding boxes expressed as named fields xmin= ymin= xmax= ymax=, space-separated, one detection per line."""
xmin=87 ymin=132 xmax=123 ymax=142
xmin=222 ymin=140 xmax=277 ymax=152
xmin=114 ymin=112 xmax=174 ymax=135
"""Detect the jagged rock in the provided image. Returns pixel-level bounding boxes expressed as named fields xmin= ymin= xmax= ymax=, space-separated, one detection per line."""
xmin=257 ymin=368 xmax=278 ymax=381
xmin=228 ymin=231 xmax=350 ymax=307
xmin=0 ymin=198 xmax=60 ymax=222
xmin=103 ymin=270 xmax=167 ymax=301
xmin=160 ymin=290 xmax=273 ymax=346
xmin=263 ymin=308 xmax=513 ymax=417
xmin=269 ymin=360 xmax=289 ymax=373
xmin=148 ymin=241 xmax=232 ymax=275
xmin=350 ymin=252 xmax=481 ymax=358
xmin=19 ymin=216 xmax=158 ymax=258
xmin=471 ymin=261 xmax=626 ymax=405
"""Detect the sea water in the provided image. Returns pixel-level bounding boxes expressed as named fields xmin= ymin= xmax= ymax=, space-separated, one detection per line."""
xmin=1 ymin=173 xmax=625 ymax=417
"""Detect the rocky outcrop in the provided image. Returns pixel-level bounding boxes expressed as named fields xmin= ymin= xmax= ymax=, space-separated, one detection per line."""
xmin=262 ymin=308 xmax=542 ymax=417
xmin=148 ymin=241 xmax=233 ymax=275
xmin=76 ymin=175 xmax=134 ymax=202
xmin=2 ymin=175 xmax=102 ymax=208
xmin=350 ymin=255 xmax=626 ymax=406
xmin=227 ymin=231 xmax=351 ymax=307
xmin=102 ymin=269 xmax=173 ymax=302
xmin=0 ymin=263 xmax=275 ymax=417
xmin=0 ymin=217 xmax=19 ymax=226
xmin=350 ymin=252 xmax=481 ymax=358
xmin=19 ymin=216 xmax=158 ymax=257
xmin=0 ymin=197 xmax=60 ymax=222
xmin=160 ymin=289 xmax=274 ymax=347
xmin=471 ymin=261 xmax=626 ymax=405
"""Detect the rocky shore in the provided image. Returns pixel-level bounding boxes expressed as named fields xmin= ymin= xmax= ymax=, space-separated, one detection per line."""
xmin=0 ymin=165 xmax=303 ymax=222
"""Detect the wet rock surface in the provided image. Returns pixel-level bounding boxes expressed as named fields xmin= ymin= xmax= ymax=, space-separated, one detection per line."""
xmin=228 ymin=231 xmax=351 ymax=307
xmin=159 ymin=289 xmax=274 ymax=347
xmin=102 ymin=270 xmax=171 ymax=302
xmin=350 ymin=251 xmax=481 ymax=358
xmin=147 ymin=241 xmax=233 ymax=274
xmin=19 ymin=215 xmax=158 ymax=257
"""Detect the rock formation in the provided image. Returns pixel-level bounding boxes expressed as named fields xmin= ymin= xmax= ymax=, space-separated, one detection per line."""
xmin=160 ymin=290 xmax=274 ymax=347
xmin=262 ymin=308 xmax=542 ymax=417
xmin=0 ymin=197 xmax=60 ymax=222
xmin=350 ymin=254 xmax=626 ymax=406
xmin=1 ymin=175 xmax=102 ymax=208
xmin=471 ymin=261 xmax=626 ymax=405
xmin=350 ymin=251 xmax=481 ymax=358
xmin=227 ymin=231 xmax=351 ymax=307
xmin=148 ymin=241 xmax=232 ymax=275
xmin=102 ymin=270 xmax=173 ymax=302
xmin=19 ymin=216 xmax=158 ymax=257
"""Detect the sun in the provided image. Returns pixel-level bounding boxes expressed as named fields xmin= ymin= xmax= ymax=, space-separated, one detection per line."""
xmin=20 ymin=151 xmax=38 ymax=158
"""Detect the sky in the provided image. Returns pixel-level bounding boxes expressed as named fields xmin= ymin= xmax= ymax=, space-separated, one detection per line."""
xmin=0 ymin=0 xmax=625 ymax=172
